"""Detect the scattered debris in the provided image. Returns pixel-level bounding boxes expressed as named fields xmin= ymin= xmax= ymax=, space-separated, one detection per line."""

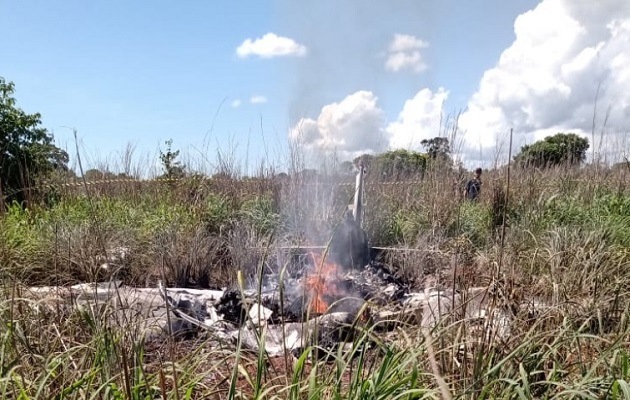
xmin=22 ymin=246 xmax=544 ymax=358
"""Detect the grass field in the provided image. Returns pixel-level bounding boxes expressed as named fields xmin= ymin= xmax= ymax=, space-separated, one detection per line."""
xmin=2 ymin=159 xmax=630 ymax=399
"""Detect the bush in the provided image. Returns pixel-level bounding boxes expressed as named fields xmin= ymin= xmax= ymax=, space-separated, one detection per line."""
xmin=450 ymin=202 xmax=492 ymax=248
xmin=202 ymin=193 xmax=235 ymax=234
xmin=389 ymin=208 xmax=429 ymax=245
xmin=240 ymin=195 xmax=281 ymax=238
xmin=0 ymin=202 xmax=50 ymax=280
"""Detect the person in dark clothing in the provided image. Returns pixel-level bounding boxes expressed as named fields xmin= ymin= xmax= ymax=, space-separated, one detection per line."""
xmin=464 ymin=168 xmax=483 ymax=201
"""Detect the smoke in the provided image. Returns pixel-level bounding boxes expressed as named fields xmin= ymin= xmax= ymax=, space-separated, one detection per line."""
xmin=274 ymin=1 xmax=439 ymax=256
xmin=276 ymin=0 xmax=436 ymax=122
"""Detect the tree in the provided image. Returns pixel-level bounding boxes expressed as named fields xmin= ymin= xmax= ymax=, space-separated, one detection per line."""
xmin=82 ymin=169 xmax=133 ymax=181
xmin=421 ymin=137 xmax=451 ymax=161
xmin=514 ymin=133 xmax=589 ymax=168
xmin=354 ymin=149 xmax=428 ymax=180
xmin=0 ymin=77 xmax=68 ymax=208
xmin=159 ymin=139 xmax=186 ymax=179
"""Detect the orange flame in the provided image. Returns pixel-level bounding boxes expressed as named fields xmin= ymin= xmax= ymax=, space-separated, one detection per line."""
xmin=305 ymin=252 xmax=344 ymax=314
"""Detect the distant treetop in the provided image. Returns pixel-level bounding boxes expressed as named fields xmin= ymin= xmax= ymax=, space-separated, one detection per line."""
xmin=514 ymin=133 xmax=589 ymax=168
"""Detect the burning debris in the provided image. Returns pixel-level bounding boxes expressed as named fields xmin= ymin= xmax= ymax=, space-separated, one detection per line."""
xmin=155 ymin=247 xmax=407 ymax=355
xmin=306 ymin=251 xmax=353 ymax=314
xmin=157 ymin=273 xmax=522 ymax=361
xmin=21 ymin=268 xmax=527 ymax=359
xmin=214 ymin=251 xmax=406 ymax=324
xmin=154 ymin=246 xmax=527 ymax=358
xmin=165 ymin=165 xmax=389 ymax=350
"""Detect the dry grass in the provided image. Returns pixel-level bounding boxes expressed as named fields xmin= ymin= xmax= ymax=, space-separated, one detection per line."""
xmin=2 ymin=156 xmax=630 ymax=398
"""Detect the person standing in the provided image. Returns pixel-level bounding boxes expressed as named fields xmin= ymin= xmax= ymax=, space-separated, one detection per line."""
xmin=464 ymin=168 xmax=483 ymax=201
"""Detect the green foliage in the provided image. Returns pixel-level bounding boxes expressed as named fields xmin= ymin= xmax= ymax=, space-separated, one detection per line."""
xmin=533 ymin=191 xmax=630 ymax=247
xmin=0 ymin=78 xmax=68 ymax=207
xmin=203 ymin=193 xmax=234 ymax=234
xmin=355 ymin=149 xmax=428 ymax=180
xmin=0 ymin=202 xmax=50 ymax=275
xmin=240 ymin=196 xmax=280 ymax=237
xmin=592 ymin=194 xmax=630 ymax=247
xmin=0 ymin=194 xmax=199 ymax=273
xmin=138 ymin=201 xmax=198 ymax=237
xmin=159 ymin=139 xmax=185 ymax=179
xmin=82 ymin=169 xmax=134 ymax=181
xmin=515 ymin=132 xmax=589 ymax=168
xmin=389 ymin=208 xmax=429 ymax=244
xmin=354 ymin=140 xmax=448 ymax=177
xmin=421 ymin=136 xmax=452 ymax=165
xmin=451 ymin=201 xmax=492 ymax=247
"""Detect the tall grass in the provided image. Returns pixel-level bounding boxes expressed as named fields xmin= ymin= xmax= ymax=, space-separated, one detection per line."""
xmin=2 ymin=148 xmax=630 ymax=398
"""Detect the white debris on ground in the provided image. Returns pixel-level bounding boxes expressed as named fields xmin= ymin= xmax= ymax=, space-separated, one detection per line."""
xmin=22 ymin=279 xmax=547 ymax=357
xmin=247 ymin=303 xmax=274 ymax=327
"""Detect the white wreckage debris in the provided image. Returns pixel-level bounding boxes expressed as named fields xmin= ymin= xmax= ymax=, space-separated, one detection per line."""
xmin=22 ymin=275 xmax=533 ymax=356
xmin=157 ymin=278 xmax=522 ymax=357
xmin=158 ymin=281 xmax=369 ymax=357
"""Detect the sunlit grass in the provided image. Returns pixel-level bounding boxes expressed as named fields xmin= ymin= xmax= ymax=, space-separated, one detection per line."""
xmin=2 ymin=159 xmax=630 ymax=398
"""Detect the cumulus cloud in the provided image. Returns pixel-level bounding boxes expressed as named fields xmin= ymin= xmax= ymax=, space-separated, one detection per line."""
xmin=385 ymin=34 xmax=429 ymax=73
xmin=230 ymin=99 xmax=241 ymax=108
xmin=290 ymin=88 xmax=451 ymax=160
xmin=236 ymin=33 xmax=307 ymax=59
xmin=386 ymin=88 xmax=449 ymax=149
xmin=250 ymin=95 xmax=268 ymax=104
xmin=290 ymin=91 xmax=388 ymax=160
xmin=458 ymin=0 xmax=630 ymax=164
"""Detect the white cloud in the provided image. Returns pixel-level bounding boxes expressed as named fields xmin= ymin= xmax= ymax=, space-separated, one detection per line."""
xmin=458 ymin=0 xmax=630 ymax=164
xmin=385 ymin=34 xmax=429 ymax=73
xmin=386 ymin=88 xmax=449 ymax=149
xmin=290 ymin=88 xmax=452 ymax=161
xmin=250 ymin=95 xmax=268 ymax=104
xmin=236 ymin=33 xmax=307 ymax=59
xmin=287 ymin=0 xmax=630 ymax=166
xmin=231 ymin=99 xmax=241 ymax=108
xmin=290 ymin=91 xmax=388 ymax=160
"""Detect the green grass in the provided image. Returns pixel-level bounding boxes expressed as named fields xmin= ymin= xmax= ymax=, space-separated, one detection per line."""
xmin=2 ymin=165 xmax=630 ymax=398
xmin=3 ymin=289 xmax=630 ymax=399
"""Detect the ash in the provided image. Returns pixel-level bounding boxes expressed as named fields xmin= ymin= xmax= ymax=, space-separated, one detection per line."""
xmin=341 ymin=261 xmax=408 ymax=304
xmin=213 ymin=258 xmax=407 ymax=327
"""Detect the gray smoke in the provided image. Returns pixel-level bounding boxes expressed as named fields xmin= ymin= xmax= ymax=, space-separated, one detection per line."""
xmin=276 ymin=0 xmax=437 ymax=123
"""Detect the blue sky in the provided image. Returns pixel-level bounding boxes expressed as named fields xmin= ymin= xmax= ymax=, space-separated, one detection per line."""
xmin=3 ymin=0 xmax=630 ymax=174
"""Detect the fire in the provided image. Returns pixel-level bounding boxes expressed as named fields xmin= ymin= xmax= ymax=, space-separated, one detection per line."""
xmin=305 ymin=252 xmax=345 ymax=314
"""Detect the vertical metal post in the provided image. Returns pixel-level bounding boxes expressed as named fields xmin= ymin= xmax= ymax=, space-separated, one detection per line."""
xmin=353 ymin=163 xmax=364 ymax=227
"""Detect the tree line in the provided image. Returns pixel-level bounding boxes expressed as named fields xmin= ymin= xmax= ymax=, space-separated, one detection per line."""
xmin=0 ymin=76 xmax=601 ymax=209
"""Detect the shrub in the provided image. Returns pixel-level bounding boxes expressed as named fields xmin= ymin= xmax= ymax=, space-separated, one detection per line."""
xmin=0 ymin=202 xmax=50 ymax=280
xmin=202 ymin=193 xmax=235 ymax=234
xmin=389 ymin=208 xmax=429 ymax=245
xmin=450 ymin=201 xmax=492 ymax=248
xmin=240 ymin=195 xmax=281 ymax=238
